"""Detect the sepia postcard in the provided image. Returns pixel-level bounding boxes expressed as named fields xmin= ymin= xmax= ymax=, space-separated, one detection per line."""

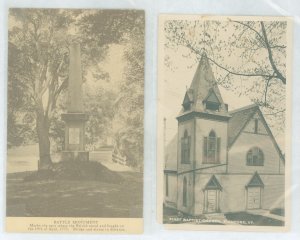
xmin=157 ymin=15 xmax=292 ymax=231
xmin=6 ymin=8 xmax=144 ymax=234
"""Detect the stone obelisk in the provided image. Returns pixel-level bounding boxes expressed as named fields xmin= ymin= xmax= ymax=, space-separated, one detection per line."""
xmin=61 ymin=43 xmax=89 ymax=161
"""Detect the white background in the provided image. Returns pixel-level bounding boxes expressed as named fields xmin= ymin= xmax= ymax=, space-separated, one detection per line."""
xmin=0 ymin=0 xmax=300 ymax=239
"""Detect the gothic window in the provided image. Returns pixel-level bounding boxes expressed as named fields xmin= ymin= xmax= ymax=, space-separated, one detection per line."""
xmin=183 ymin=177 xmax=187 ymax=207
xmin=246 ymin=147 xmax=264 ymax=166
xmin=181 ymin=130 xmax=191 ymax=164
xmin=203 ymin=130 xmax=220 ymax=164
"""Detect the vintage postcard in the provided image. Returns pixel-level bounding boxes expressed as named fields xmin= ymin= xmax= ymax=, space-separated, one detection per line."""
xmin=7 ymin=8 xmax=144 ymax=233
xmin=157 ymin=15 xmax=292 ymax=231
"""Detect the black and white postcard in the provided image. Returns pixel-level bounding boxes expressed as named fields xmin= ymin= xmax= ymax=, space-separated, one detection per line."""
xmin=7 ymin=8 xmax=144 ymax=233
xmin=157 ymin=15 xmax=292 ymax=231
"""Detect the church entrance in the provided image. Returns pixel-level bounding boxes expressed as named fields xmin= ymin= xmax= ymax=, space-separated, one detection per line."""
xmin=247 ymin=187 xmax=261 ymax=209
xmin=246 ymin=172 xmax=264 ymax=210
xmin=204 ymin=175 xmax=222 ymax=213
xmin=206 ymin=190 xmax=218 ymax=213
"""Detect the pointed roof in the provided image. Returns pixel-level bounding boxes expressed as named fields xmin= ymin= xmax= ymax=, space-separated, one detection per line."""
xmin=182 ymin=90 xmax=193 ymax=107
xmin=204 ymin=175 xmax=222 ymax=190
xmin=178 ymin=53 xmax=229 ymax=117
xmin=228 ymin=104 xmax=259 ymax=147
xmin=228 ymin=104 xmax=284 ymax=163
xmin=203 ymin=88 xmax=222 ymax=104
xmin=246 ymin=172 xmax=264 ymax=188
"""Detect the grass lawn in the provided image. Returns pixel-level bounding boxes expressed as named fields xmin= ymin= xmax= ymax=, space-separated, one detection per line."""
xmin=6 ymin=171 xmax=143 ymax=218
xmin=225 ymin=212 xmax=284 ymax=226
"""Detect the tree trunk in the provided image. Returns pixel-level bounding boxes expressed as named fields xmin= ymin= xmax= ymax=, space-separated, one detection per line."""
xmin=36 ymin=107 xmax=52 ymax=170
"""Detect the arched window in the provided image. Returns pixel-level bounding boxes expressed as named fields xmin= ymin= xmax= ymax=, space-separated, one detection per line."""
xmin=203 ymin=130 xmax=220 ymax=164
xmin=183 ymin=177 xmax=187 ymax=207
xmin=246 ymin=147 xmax=264 ymax=166
xmin=181 ymin=130 xmax=191 ymax=164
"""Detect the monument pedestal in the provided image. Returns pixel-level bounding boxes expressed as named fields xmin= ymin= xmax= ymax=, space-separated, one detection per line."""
xmin=61 ymin=112 xmax=89 ymax=161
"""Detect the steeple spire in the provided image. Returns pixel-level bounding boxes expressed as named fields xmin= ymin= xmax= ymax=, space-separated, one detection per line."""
xmin=179 ymin=53 xmax=230 ymax=117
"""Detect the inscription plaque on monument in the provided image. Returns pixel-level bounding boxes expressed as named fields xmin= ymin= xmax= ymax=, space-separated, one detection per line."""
xmin=69 ymin=128 xmax=80 ymax=145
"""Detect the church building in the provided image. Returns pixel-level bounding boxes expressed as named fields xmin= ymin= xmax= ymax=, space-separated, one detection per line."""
xmin=164 ymin=53 xmax=285 ymax=215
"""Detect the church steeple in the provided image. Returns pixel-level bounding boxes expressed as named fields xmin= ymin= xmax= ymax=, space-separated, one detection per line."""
xmin=179 ymin=53 xmax=229 ymax=117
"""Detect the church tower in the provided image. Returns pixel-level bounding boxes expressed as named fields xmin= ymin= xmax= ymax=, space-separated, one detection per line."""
xmin=176 ymin=53 xmax=231 ymax=215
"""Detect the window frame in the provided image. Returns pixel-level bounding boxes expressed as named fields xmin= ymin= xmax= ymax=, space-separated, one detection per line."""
xmin=206 ymin=101 xmax=220 ymax=111
xmin=246 ymin=147 xmax=264 ymax=166
xmin=203 ymin=130 xmax=220 ymax=164
xmin=181 ymin=130 xmax=191 ymax=164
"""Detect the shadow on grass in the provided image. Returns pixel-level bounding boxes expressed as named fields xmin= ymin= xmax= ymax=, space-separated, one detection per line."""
xmin=6 ymin=162 xmax=143 ymax=218
xmin=270 ymin=208 xmax=285 ymax=217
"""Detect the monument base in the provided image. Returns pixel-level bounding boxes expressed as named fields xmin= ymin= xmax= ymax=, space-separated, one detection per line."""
xmin=61 ymin=151 xmax=89 ymax=161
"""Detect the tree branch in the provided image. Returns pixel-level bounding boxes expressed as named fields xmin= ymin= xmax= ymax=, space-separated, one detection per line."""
xmin=264 ymin=109 xmax=285 ymax=116
xmin=229 ymin=21 xmax=286 ymax=84
xmin=260 ymin=22 xmax=286 ymax=84
xmin=232 ymin=21 xmax=265 ymax=44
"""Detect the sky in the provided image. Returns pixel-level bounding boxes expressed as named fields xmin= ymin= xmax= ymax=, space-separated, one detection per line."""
xmin=159 ymin=19 xmax=286 ymax=150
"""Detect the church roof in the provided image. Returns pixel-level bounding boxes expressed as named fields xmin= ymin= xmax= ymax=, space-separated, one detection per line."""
xmin=228 ymin=104 xmax=284 ymax=162
xmin=246 ymin=172 xmax=264 ymax=188
xmin=228 ymin=104 xmax=259 ymax=148
xmin=179 ymin=53 xmax=229 ymax=117
xmin=204 ymin=175 xmax=223 ymax=190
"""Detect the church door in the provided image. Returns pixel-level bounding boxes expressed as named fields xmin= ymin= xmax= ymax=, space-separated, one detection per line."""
xmin=206 ymin=190 xmax=218 ymax=213
xmin=247 ymin=187 xmax=261 ymax=209
xmin=204 ymin=175 xmax=222 ymax=213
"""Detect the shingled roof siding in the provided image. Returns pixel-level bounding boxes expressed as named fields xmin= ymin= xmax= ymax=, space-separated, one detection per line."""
xmin=228 ymin=105 xmax=258 ymax=147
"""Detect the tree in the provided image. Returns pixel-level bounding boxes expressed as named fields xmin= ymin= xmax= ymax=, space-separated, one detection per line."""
xmin=164 ymin=19 xmax=287 ymax=134
xmin=84 ymin=88 xmax=117 ymax=150
xmin=7 ymin=42 xmax=37 ymax=147
xmin=79 ymin=10 xmax=145 ymax=167
xmin=9 ymin=9 xmax=74 ymax=169
xmin=8 ymin=9 xmax=145 ymax=169
xmin=115 ymin=16 xmax=144 ymax=168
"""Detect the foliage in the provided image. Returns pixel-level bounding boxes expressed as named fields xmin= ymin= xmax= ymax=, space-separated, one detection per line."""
xmin=8 ymin=9 xmax=145 ymax=167
xmin=80 ymin=10 xmax=145 ymax=167
xmin=84 ymin=88 xmax=117 ymax=150
xmin=164 ymin=19 xmax=287 ymax=135
xmin=7 ymin=43 xmax=36 ymax=147
xmin=114 ymin=13 xmax=144 ymax=167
